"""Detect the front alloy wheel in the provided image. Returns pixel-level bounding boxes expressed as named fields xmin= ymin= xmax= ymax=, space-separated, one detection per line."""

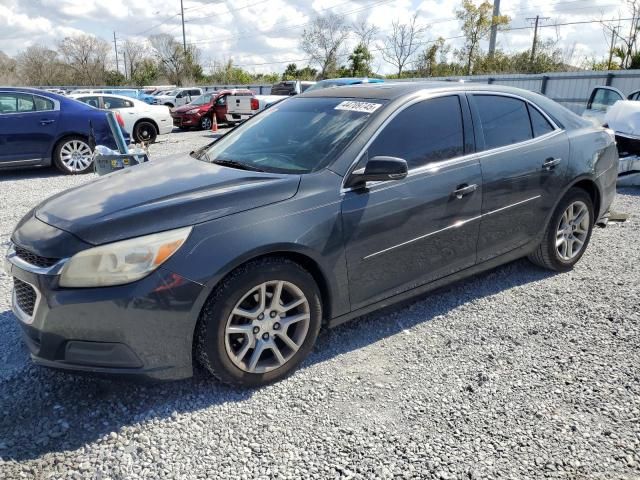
xmin=196 ymin=258 xmax=321 ymax=386
xmin=225 ymin=281 xmax=310 ymax=373
xmin=200 ymin=116 xmax=212 ymax=130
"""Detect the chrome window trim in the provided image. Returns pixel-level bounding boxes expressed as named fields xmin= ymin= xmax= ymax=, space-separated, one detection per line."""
xmin=362 ymin=195 xmax=542 ymax=260
xmin=0 ymin=91 xmax=60 ymax=115
xmin=340 ymin=90 xmax=565 ymax=193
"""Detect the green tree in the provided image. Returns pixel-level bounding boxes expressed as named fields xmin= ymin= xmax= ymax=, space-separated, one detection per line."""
xmin=104 ymin=70 xmax=125 ymax=86
xmin=348 ymin=43 xmax=373 ymax=76
xmin=132 ymin=58 xmax=159 ymax=85
xmin=283 ymin=63 xmax=298 ymax=80
xmin=456 ymin=0 xmax=509 ymax=75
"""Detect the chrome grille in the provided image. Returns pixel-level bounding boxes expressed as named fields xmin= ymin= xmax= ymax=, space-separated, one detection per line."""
xmin=13 ymin=278 xmax=37 ymax=316
xmin=14 ymin=245 xmax=59 ymax=268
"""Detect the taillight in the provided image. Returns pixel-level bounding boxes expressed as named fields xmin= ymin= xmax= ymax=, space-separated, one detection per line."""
xmin=250 ymin=98 xmax=259 ymax=110
xmin=115 ymin=111 xmax=125 ymax=128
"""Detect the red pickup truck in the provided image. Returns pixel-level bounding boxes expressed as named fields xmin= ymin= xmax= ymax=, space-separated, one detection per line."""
xmin=170 ymin=88 xmax=254 ymax=130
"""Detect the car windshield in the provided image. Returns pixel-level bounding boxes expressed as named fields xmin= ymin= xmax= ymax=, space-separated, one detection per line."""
xmin=189 ymin=93 xmax=211 ymax=105
xmin=164 ymin=89 xmax=178 ymax=96
xmin=200 ymin=97 xmax=385 ymax=174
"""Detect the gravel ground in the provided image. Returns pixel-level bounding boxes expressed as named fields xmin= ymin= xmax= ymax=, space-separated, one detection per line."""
xmin=0 ymin=131 xmax=639 ymax=479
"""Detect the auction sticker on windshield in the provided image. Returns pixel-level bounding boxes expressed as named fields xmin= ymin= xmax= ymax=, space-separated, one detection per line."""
xmin=334 ymin=101 xmax=382 ymax=114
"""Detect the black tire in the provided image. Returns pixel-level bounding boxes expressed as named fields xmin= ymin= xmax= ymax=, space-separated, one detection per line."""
xmin=53 ymin=136 xmax=94 ymax=175
xmin=164 ymin=103 xmax=174 ymax=108
xmin=528 ymin=187 xmax=594 ymax=272
xmin=195 ymin=257 xmax=322 ymax=387
xmin=133 ymin=121 xmax=158 ymax=144
xmin=199 ymin=115 xmax=212 ymax=130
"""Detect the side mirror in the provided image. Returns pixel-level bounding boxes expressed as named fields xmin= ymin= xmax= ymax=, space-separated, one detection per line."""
xmin=176 ymin=93 xmax=183 ymax=99
xmin=345 ymin=156 xmax=408 ymax=189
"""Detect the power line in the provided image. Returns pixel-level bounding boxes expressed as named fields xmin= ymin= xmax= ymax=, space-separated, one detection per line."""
xmin=231 ymin=16 xmax=636 ymax=69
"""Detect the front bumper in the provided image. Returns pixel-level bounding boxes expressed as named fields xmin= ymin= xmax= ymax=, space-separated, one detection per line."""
xmin=5 ymin=247 xmax=204 ymax=380
xmin=171 ymin=113 xmax=200 ymax=128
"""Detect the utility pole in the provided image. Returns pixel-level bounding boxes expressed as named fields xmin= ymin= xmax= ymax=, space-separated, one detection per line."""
xmin=488 ymin=0 xmax=500 ymax=57
xmin=113 ymin=31 xmax=119 ymax=73
xmin=123 ymin=51 xmax=128 ymax=80
xmin=527 ymin=15 xmax=550 ymax=63
xmin=608 ymin=26 xmax=619 ymax=70
xmin=180 ymin=0 xmax=187 ymax=54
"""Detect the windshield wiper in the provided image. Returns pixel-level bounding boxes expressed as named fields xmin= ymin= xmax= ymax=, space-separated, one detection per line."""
xmin=212 ymin=159 xmax=265 ymax=172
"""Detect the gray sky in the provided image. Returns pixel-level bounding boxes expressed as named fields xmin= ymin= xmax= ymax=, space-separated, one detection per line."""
xmin=0 ymin=0 xmax=630 ymax=74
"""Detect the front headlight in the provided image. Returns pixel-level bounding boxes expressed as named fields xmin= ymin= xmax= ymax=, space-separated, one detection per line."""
xmin=59 ymin=227 xmax=192 ymax=288
xmin=186 ymin=108 xmax=200 ymax=115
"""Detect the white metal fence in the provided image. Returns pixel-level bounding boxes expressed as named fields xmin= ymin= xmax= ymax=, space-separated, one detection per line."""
xmin=411 ymin=70 xmax=640 ymax=114
xmin=36 ymin=70 xmax=640 ymax=114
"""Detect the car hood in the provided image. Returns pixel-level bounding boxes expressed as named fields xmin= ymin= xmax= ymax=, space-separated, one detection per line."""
xmin=35 ymin=155 xmax=301 ymax=245
xmin=605 ymin=100 xmax=640 ymax=136
xmin=173 ymin=103 xmax=206 ymax=113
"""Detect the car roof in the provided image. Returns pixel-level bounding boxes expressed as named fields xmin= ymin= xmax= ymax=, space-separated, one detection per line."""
xmin=302 ymin=81 xmax=589 ymax=130
xmin=69 ymin=93 xmax=143 ymax=103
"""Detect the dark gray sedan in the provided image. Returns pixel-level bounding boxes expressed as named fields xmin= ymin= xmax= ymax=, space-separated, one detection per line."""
xmin=5 ymin=82 xmax=618 ymax=386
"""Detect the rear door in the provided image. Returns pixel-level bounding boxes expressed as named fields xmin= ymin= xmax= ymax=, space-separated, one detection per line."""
xmin=341 ymin=94 xmax=482 ymax=309
xmin=102 ymin=96 xmax=136 ymax=133
xmin=0 ymin=92 xmax=59 ymax=165
xmin=469 ymin=93 xmax=569 ymax=262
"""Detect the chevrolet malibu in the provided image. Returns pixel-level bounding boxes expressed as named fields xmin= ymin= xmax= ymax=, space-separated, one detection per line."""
xmin=5 ymin=83 xmax=618 ymax=386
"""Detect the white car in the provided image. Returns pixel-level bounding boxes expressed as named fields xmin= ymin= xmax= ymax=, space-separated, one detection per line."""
xmin=225 ymin=94 xmax=287 ymax=124
xmin=153 ymin=87 xmax=204 ymax=108
xmin=69 ymin=93 xmax=173 ymax=143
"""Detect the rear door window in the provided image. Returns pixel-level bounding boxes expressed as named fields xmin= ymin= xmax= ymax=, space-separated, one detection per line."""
xmin=473 ymin=95 xmax=533 ymax=150
xmin=77 ymin=96 xmax=100 ymax=108
xmin=367 ymin=95 xmax=465 ymax=170
xmin=17 ymin=94 xmax=35 ymax=112
xmin=103 ymin=97 xmax=133 ymax=109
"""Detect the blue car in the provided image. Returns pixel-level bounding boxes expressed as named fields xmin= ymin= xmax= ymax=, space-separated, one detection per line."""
xmin=0 ymin=88 xmax=129 ymax=174
xmin=304 ymin=77 xmax=384 ymax=93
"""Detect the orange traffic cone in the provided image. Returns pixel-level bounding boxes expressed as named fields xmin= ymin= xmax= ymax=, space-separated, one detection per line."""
xmin=211 ymin=114 xmax=218 ymax=132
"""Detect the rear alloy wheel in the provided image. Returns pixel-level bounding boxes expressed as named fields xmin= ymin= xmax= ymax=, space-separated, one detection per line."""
xmin=200 ymin=116 xmax=212 ymax=130
xmin=196 ymin=258 xmax=321 ymax=386
xmin=528 ymin=188 xmax=594 ymax=271
xmin=133 ymin=121 xmax=158 ymax=144
xmin=53 ymin=136 xmax=93 ymax=174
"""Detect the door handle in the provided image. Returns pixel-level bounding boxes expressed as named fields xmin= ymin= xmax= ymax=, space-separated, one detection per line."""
xmin=453 ymin=183 xmax=477 ymax=199
xmin=39 ymin=119 xmax=55 ymax=125
xmin=543 ymin=157 xmax=562 ymax=171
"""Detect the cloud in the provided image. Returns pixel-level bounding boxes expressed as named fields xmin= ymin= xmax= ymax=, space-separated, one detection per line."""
xmin=0 ymin=0 xmax=627 ymax=74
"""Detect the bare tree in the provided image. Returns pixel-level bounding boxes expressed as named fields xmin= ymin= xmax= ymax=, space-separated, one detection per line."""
xmin=353 ymin=19 xmax=379 ymax=48
xmin=0 ymin=51 xmax=19 ymax=85
xmin=149 ymin=34 xmax=201 ymax=85
xmin=301 ymin=13 xmax=350 ymax=79
xmin=122 ymin=39 xmax=149 ymax=80
xmin=58 ymin=34 xmax=110 ymax=85
xmin=380 ymin=13 xmax=426 ymax=76
xmin=16 ymin=45 xmax=64 ymax=85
